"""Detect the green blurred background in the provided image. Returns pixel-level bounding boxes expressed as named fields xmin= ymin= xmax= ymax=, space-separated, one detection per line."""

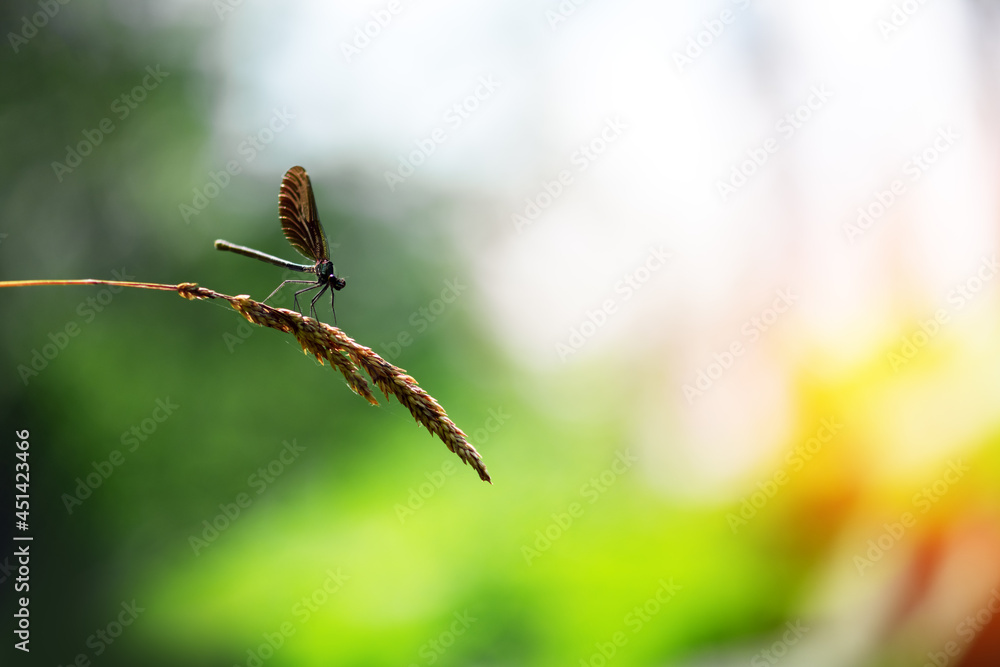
xmin=3 ymin=1 xmax=1000 ymax=666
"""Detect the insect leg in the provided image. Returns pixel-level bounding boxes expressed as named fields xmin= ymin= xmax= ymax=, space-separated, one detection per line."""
xmin=264 ymin=279 xmax=315 ymax=306
xmin=290 ymin=282 xmax=323 ymax=317
xmin=307 ymin=283 xmax=330 ymax=321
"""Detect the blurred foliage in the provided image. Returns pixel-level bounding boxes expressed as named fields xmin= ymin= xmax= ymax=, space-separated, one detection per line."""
xmin=3 ymin=2 xmax=1000 ymax=667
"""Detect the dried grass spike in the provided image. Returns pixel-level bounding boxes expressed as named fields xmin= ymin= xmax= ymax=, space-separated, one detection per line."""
xmin=340 ymin=338 xmax=491 ymax=483
xmin=228 ymin=296 xmax=378 ymax=406
xmin=211 ymin=291 xmax=490 ymax=482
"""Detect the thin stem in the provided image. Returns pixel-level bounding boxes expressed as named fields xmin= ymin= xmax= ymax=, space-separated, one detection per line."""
xmin=0 ymin=279 xmax=180 ymax=291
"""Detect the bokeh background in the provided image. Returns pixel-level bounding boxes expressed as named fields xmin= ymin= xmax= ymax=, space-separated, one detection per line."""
xmin=2 ymin=1 xmax=1000 ymax=665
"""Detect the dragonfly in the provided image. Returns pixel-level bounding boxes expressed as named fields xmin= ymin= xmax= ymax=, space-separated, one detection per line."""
xmin=214 ymin=166 xmax=347 ymax=323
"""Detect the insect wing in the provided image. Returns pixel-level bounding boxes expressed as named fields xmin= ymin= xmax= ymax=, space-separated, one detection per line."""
xmin=279 ymin=166 xmax=330 ymax=262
